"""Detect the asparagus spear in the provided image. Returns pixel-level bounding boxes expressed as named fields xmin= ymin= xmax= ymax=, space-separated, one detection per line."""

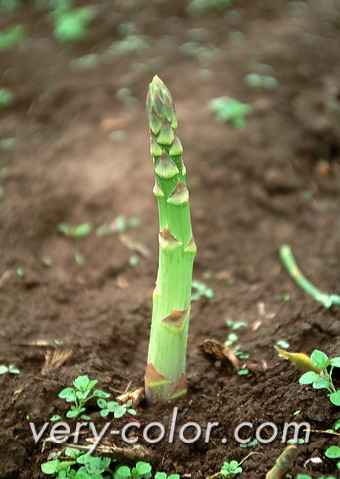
xmin=145 ymin=76 xmax=196 ymax=403
xmin=266 ymin=445 xmax=299 ymax=479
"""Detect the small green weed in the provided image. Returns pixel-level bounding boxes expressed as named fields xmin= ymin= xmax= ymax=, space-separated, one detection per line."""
xmin=0 ymin=364 xmax=20 ymax=374
xmin=106 ymin=34 xmax=149 ymax=58
xmin=76 ymin=453 xmax=113 ymax=478
xmin=51 ymin=2 xmax=94 ymax=43
xmin=57 ymin=222 xmax=92 ymax=239
xmin=116 ymin=88 xmax=138 ymax=108
xmin=207 ymin=452 xmax=258 ymax=478
xmin=97 ymin=398 xmax=136 ymax=419
xmin=41 ymin=448 xmax=80 ymax=478
xmin=69 ymin=53 xmax=99 ymax=71
xmin=154 ymin=474 xmax=180 ymax=479
xmin=331 ymin=418 xmax=340 ymax=432
xmin=75 ymin=253 xmax=85 ymax=265
xmin=245 ymin=63 xmax=277 ymax=90
xmin=299 ymin=350 xmax=340 ymax=406
xmin=191 ymin=280 xmax=214 ymax=301
xmin=179 ymin=41 xmax=221 ymax=63
xmin=244 ymin=73 xmax=278 ymax=90
xmin=225 ymin=319 xmax=249 ymax=361
xmin=0 ymin=87 xmax=15 ymax=109
xmin=240 ymin=439 xmax=259 ymax=448
xmin=58 ymin=375 xmax=110 ymax=420
xmin=228 ymin=30 xmax=244 ymax=45
xmin=237 ymin=367 xmax=249 ymax=376
xmin=0 ymin=0 xmax=21 ymax=12
xmin=276 ymin=339 xmax=290 ymax=349
xmin=0 ymin=138 xmax=17 ymax=151
xmin=208 ymin=97 xmax=252 ymax=129
xmin=128 ymin=255 xmax=139 ymax=267
xmin=115 ymin=461 xmax=152 ymax=479
xmin=42 ymin=256 xmax=53 ymax=267
xmin=187 ymin=0 xmax=238 ymax=16
xmin=95 ymin=216 xmax=141 ymax=236
xmin=219 ymin=460 xmax=242 ymax=477
xmin=42 ymin=377 xmax=178 ymax=479
xmin=325 ymin=445 xmax=340 ymax=471
xmin=41 ymin=451 xmax=76 ymax=477
xmin=225 ymin=318 xmax=248 ymax=331
xmin=16 ymin=267 xmax=24 ymax=277
xmin=42 ymin=448 xmax=116 ymax=478
xmin=286 ymin=438 xmax=305 ymax=445
xmin=224 ymin=332 xmax=238 ymax=346
xmin=0 ymin=24 xmax=25 ymax=50
xmin=42 ymin=450 xmax=179 ymax=479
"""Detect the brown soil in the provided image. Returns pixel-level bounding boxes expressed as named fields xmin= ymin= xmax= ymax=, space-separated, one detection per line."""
xmin=0 ymin=1 xmax=339 ymax=478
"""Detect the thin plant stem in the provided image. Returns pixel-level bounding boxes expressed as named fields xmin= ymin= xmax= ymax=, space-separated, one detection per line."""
xmin=279 ymin=245 xmax=340 ymax=307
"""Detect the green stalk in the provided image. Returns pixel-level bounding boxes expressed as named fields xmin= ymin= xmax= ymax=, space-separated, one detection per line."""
xmin=265 ymin=445 xmax=298 ymax=479
xmin=279 ymin=245 xmax=340 ymax=308
xmin=145 ymin=76 xmax=196 ymax=403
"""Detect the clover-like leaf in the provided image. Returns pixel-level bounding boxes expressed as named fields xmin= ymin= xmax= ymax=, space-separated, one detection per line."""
xmin=73 ymin=375 xmax=90 ymax=390
xmin=0 ymin=365 xmax=9 ymax=375
xmin=330 ymin=390 xmax=340 ymax=406
xmin=59 ymin=387 xmax=77 ymax=402
xmin=66 ymin=410 xmax=79 ymax=419
xmin=85 ymin=455 xmax=104 ymax=473
xmin=74 ymin=466 xmax=88 ymax=478
xmin=50 ymin=415 xmax=62 ymax=422
xmin=66 ymin=407 xmax=85 ymax=418
xmin=325 ymin=445 xmax=340 ymax=459
xmin=311 ymin=350 xmax=329 ymax=369
xmin=41 ymin=460 xmax=59 ymax=474
xmin=114 ymin=405 xmax=127 ymax=418
xmin=299 ymin=371 xmax=319 ymax=385
xmin=106 ymin=401 xmax=119 ymax=412
xmin=135 ymin=461 xmax=152 ymax=477
xmin=99 ymin=409 xmax=110 ymax=418
xmin=80 ymin=414 xmax=91 ymax=420
xmin=313 ymin=377 xmax=330 ymax=390
xmin=97 ymin=398 xmax=107 ymax=409
xmin=8 ymin=365 xmax=20 ymax=374
xmin=229 ymin=460 xmax=239 ymax=470
xmin=114 ymin=465 xmax=131 ymax=479
xmin=76 ymin=390 xmax=90 ymax=400
xmin=330 ymin=357 xmax=340 ymax=368
xmin=88 ymin=379 xmax=99 ymax=390
xmin=93 ymin=389 xmax=110 ymax=399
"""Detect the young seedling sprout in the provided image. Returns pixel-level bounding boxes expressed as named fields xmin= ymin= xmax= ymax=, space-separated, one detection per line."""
xmin=279 ymin=245 xmax=340 ymax=307
xmin=145 ymin=76 xmax=196 ymax=403
xmin=299 ymin=350 xmax=340 ymax=406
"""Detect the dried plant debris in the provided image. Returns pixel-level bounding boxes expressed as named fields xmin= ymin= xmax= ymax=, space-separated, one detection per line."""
xmin=196 ymin=339 xmax=240 ymax=371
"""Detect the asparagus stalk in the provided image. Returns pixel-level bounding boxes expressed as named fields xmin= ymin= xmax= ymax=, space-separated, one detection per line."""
xmin=265 ymin=445 xmax=299 ymax=479
xmin=145 ymin=76 xmax=196 ymax=403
